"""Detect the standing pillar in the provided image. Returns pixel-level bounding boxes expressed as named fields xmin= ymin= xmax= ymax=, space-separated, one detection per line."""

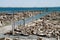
xmin=12 ymin=12 xmax=15 ymax=35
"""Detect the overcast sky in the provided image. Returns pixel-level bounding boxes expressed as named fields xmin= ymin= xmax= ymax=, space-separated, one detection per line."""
xmin=0 ymin=0 xmax=60 ymax=7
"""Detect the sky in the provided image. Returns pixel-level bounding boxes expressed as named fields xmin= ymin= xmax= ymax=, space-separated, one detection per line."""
xmin=0 ymin=0 xmax=60 ymax=7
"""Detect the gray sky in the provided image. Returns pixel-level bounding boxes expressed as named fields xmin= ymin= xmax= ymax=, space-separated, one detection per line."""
xmin=0 ymin=0 xmax=60 ymax=7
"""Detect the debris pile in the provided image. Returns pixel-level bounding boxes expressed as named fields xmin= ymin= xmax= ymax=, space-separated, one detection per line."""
xmin=5 ymin=12 xmax=60 ymax=37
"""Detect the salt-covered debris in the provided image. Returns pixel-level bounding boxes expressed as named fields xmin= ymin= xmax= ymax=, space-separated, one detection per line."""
xmin=4 ymin=11 xmax=60 ymax=38
xmin=0 ymin=11 xmax=42 ymax=27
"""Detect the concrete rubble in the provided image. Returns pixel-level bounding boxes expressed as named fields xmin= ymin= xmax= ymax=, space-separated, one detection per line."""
xmin=5 ymin=11 xmax=60 ymax=38
xmin=0 ymin=11 xmax=42 ymax=27
xmin=0 ymin=11 xmax=60 ymax=40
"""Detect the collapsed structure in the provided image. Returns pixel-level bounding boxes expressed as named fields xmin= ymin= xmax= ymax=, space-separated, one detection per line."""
xmin=0 ymin=8 xmax=60 ymax=40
